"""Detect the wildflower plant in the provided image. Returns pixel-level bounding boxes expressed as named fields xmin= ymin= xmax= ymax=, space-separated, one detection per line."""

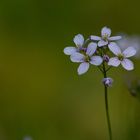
xmin=64 ymin=27 xmax=137 ymax=140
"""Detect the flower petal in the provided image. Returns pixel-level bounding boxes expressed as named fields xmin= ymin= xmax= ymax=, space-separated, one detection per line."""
xmin=108 ymin=42 xmax=121 ymax=55
xmin=108 ymin=57 xmax=121 ymax=67
xmin=63 ymin=47 xmax=77 ymax=55
xmin=98 ymin=40 xmax=108 ymax=47
xmin=90 ymin=56 xmax=103 ymax=65
xmin=101 ymin=27 xmax=111 ymax=37
xmin=73 ymin=34 xmax=84 ymax=47
xmin=121 ymin=59 xmax=134 ymax=70
xmin=70 ymin=52 xmax=85 ymax=63
xmin=123 ymin=47 xmax=137 ymax=58
xmin=78 ymin=62 xmax=89 ymax=75
xmin=86 ymin=42 xmax=97 ymax=56
xmin=90 ymin=35 xmax=101 ymax=41
xmin=109 ymin=36 xmax=122 ymax=41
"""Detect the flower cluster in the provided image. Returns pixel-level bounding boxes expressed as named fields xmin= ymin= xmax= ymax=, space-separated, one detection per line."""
xmin=64 ymin=27 xmax=137 ymax=76
xmin=63 ymin=28 xmax=137 ymax=140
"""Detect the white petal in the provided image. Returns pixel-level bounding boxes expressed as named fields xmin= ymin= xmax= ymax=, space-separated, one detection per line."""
xmin=101 ymin=27 xmax=111 ymax=37
xmin=98 ymin=40 xmax=108 ymax=47
xmin=123 ymin=47 xmax=136 ymax=58
xmin=109 ymin=36 xmax=122 ymax=41
xmin=78 ymin=62 xmax=89 ymax=75
xmin=63 ymin=47 xmax=77 ymax=55
xmin=90 ymin=35 xmax=101 ymax=41
xmin=108 ymin=42 xmax=121 ymax=55
xmin=86 ymin=43 xmax=97 ymax=56
xmin=70 ymin=52 xmax=85 ymax=63
xmin=121 ymin=59 xmax=134 ymax=71
xmin=73 ymin=34 xmax=84 ymax=47
xmin=90 ymin=56 xmax=103 ymax=65
xmin=108 ymin=57 xmax=121 ymax=67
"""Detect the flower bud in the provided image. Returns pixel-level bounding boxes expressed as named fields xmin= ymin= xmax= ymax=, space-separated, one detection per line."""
xmin=103 ymin=55 xmax=110 ymax=62
xmin=102 ymin=77 xmax=113 ymax=87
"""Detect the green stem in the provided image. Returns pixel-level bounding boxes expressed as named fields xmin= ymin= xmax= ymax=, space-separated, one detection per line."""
xmin=103 ymin=63 xmax=112 ymax=140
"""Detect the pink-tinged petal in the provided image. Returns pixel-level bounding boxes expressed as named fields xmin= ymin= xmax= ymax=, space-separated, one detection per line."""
xmin=98 ymin=40 xmax=108 ymax=47
xmin=101 ymin=27 xmax=111 ymax=37
xmin=108 ymin=42 xmax=121 ymax=55
xmin=78 ymin=62 xmax=89 ymax=75
xmin=90 ymin=56 xmax=103 ymax=66
xmin=70 ymin=52 xmax=85 ymax=63
xmin=86 ymin=42 xmax=97 ymax=56
xmin=73 ymin=34 xmax=84 ymax=47
xmin=90 ymin=35 xmax=101 ymax=41
xmin=109 ymin=36 xmax=122 ymax=41
xmin=121 ymin=59 xmax=134 ymax=71
xmin=64 ymin=47 xmax=77 ymax=55
xmin=108 ymin=57 xmax=121 ymax=67
xmin=123 ymin=47 xmax=137 ymax=58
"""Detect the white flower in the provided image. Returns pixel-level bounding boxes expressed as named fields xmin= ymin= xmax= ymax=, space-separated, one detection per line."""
xmin=102 ymin=77 xmax=113 ymax=87
xmin=70 ymin=42 xmax=103 ymax=75
xmin=108 ymin=42 xmax=136 ymax=70
xmin=90 ymin=27 xmax=122 ymax=47
xmin=64 ymin=34 xmax=85 ymax=55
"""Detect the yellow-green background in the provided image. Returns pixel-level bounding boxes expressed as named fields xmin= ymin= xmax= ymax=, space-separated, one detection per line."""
xmin=0 ymin=0 xmax=140 ymax=139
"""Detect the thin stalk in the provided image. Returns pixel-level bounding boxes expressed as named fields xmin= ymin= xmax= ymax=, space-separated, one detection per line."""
xmin=103 ymin=62 xmax=112 ymax=140
xmin=106 ymin=66 xmax=112 ymax=73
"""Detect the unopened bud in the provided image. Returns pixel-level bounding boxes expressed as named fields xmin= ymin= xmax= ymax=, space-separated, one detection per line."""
xmin=102 ymin=77 xmax=113 ymax=87
xmin=103 ymin=55 xmax=110 ymax=62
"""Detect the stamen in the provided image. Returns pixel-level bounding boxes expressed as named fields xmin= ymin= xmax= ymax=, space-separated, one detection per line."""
xmin=118 ymin=54 xmax=124 ymax=61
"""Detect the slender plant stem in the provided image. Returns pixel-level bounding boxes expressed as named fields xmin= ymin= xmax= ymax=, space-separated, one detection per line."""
xmin=104 ymin=81 xmax=112 ymax=140
xmin=103 ymin=63 xmax=112 ymax=140
xmin=106 ymin=66 xmax=112 ymax=73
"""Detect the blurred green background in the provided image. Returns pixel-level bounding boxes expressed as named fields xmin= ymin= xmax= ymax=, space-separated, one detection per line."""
xmin=0 ymin=0 xmax=140 ymax=139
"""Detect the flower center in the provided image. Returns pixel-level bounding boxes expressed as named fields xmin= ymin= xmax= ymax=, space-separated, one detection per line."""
xmin=102 ymin=34 xmax=109 ymax=41
xmin=118 ymin=54 xmax=124 ymax=61
xmin=77 ymin=44 xmax=82 ymax=48
xmin=85 ymin=55 xmax=90 ymax=62
xmin=80 ymin=47 xmax=87 ymax=52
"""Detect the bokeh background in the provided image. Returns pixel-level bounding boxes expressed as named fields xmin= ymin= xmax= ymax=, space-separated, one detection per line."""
xmin=0 ymin=0 xmax=140 ymax=139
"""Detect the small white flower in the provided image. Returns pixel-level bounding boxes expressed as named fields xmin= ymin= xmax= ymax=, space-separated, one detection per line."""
xmin=108 ymin=42 xmax=136 ymax=70
xmin=64 ymin=34 xmax=85 ymax=55
xmin=102 ymin=77 xmax=113 ymax=87
xmin=70 ymin=42 xmax=103 ymax=75
xmin=90 ymin=27 xmax=122 ymax=47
